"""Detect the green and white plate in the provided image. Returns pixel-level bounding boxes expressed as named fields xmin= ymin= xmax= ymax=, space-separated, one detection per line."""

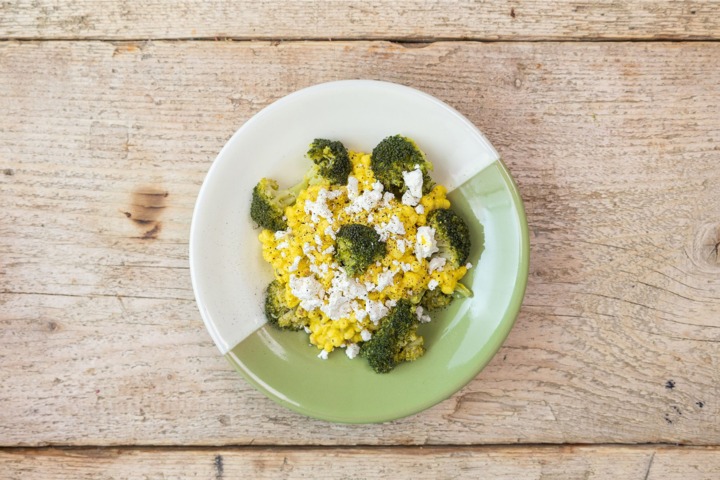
xmin=190 ymin=80 xmax=529 ymax=423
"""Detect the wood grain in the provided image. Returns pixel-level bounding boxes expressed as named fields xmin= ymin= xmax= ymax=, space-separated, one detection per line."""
xmin=1 ymin=446 xmax=719 ymax=479
xmin=1 ymin=40 xmax=719 ymax=446
xmin=1 ymin=1 xmax=719 ymax=41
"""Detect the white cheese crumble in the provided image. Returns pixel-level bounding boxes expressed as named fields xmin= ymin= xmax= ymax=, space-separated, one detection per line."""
xmin=401 ymin=168 xmax=424 ymax=206
xmin=385 ymin=299 xmax=397 ymax=308
xmin=415 ymin=226 xmax=439 ymax=259
xmin=351 ymin=301 xmax=368 ymax=322
xmin=375 ymin=215 xmax=406 ymax=241
xmin=428 ymin=256 xmax=447 ymax=273
xmin=345 ymin=181 xmax=384 ymax=214
xmin=415 ymin=204 xmax=425 ymax=214
xmin=287 ymin=255 xmax=302 ymax=272
xmin=360 ymin=329 xmax=373 ymax=341
xmin=320 ymin=269 xmax=370 ymax=321
xmin=466 ymin=262 xmax=473 ymax=269
xmin=274 ymin=230 xmax=290 ymax=240
xmin=345 ymin=343 xmax=360 ymax=359
xmin=376 ymin=270 xmax=396 ymax=292
xmin=321 ymin=290 xmax=353 ymax=320
xmin=302 ymin=242 xmax=315 ymax=255
xmin=303 ymin=326 xmax=311 ymax=334
xmin=322 ymin=245 xmax=335 ymax=255
xmin=289 ymin=275 xmax=325 ymax=311
xmin=324 ymin=225 xmax=336 ymax=240
xmin=346 ymin=176 xmax=359 ymax=199
xmin=317 ymin=350 xmax=328 ymax=360
xmin=416 ymin=306 xmax=432 ymax=324
xmin=400 ymin=262 xmax=413 ymax=272
xmin=396 ymin=239 xmax=406 ymax=253
xmin=304 ymin=189 xmax=334 ymax=223
xmin=365 ymin=299 xmax=389 ymax=324
xmin=364 ymin=281 xmax=375 ymax=292
xmin=276 ymin=241 xmax=289 ymax=250
xmin=428 ymin=279 xmax=439 ymax=291
xmin=382 ymin=191 xmax=395 ymax=207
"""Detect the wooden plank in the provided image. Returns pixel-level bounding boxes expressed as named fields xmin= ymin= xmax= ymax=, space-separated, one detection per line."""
xmin=1 ymin=1 xmax=719 ymax=41
xmin=1 ymin=446 xmax=719 ymax=479
xmin=1 ymin=41 xmax=719 ymax=446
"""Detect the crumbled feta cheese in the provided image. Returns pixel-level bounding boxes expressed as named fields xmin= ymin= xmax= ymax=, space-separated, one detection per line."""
xmin=360 ymin=329 xmax=373 ymax=341
xmin=364 ymin=282 xmax=375 ymax=292
xmin=304 ymin=326 xmax=311 ymax=334
xmin=365 ymin=300 xmax=389 ymax=324
xmin=281 ymin=251 xmax=287 ymax=258
xmin=318 ymin=350 xmax=328 ymax=360
xmin=321 ymin=291 xmax=353 ymax=320
xmin=289 ymin=275 xmax=325 ymax=311
xmin=327 ymin=189 xmax=343 ymax=200
xmin=466 ymin=262 xmax=473 ymax=269
xmin=346 ymin=176 xmax=359 ymax=199
xmin=428 ymin=256 xmax=447 ymax=273
xmin=385 ymin=299 xmax=397 ymax=308
xmin=375 ymin=215 xmax=406 ymax=241
xmin=401 ymin=262 xmax=413 ymax=272
xmin=375 ymin=261 xmax=381 ymax=267
xmin=302 ymin=242 xmax=315 ymax=255
xmin=355 ymin=307 xmax=368 ymax=322
xmin=416 ymin=306 xmax=432 ymax=324
xmin=428 ymin=279 xmax=439 ymax=291
xmin=320 ymin=269 xmax=370 ymax=320
xmin=324 ymin=225 xmax=336 ymax=240
xmin=382 ymin=191 xmax=395 ymax=207
xmin=367 ymin=213 xmax=374 ymax=223
xmin=304 ymin=189 xmax=334 ymax=223
xmin=274 ymin=230 xmax=289 ymax=240
xmin=376 ymin=270 xmax=396 ymax=291
xmin=345 ymin=343 xmax=360 ymax=359
xmin=315 ymin=234 xmax=323 ymax=246
xmin=287 ymin=255 xmax=302 ymax=272
xmin=396 ymin=239 xmax=406 ymax=253
xmin=276 ymin=241 xmax=289 ymax=250
xmin=345 ymin=181 xmax=384 ymax=214
xmin=401 ymin=168 xmax=424 ymax=206
xmin=322 ymin=245 xmax=335 ymax=255
xmin=415 ymin=204 xmax=425 ymax=214
xmin=415 ymin=226 xmax=439 ymax=259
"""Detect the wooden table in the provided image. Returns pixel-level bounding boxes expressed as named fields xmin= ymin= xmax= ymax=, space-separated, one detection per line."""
xmin=2 ymin=2 xmax=719 ymax=478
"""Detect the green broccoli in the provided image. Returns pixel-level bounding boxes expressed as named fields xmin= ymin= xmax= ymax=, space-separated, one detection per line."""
xmin=420 ymin=282 xmax=473 ymax=311
xmin=334 ymin=224 xmax=386 ymax=276
xmin=361 ymin=300 xmax=425 ymax=373
xmin=250 ymin=177 xmax=307 ymax=231
xmin=306 ymin=139 xmax=352 ymax=185
xmin=370 ymin=135 xmax=434 ymax=196
xmin=264 ymin=280 xmax=307 ymax=331
xmin=427 ymin=208 xmax=471 ymax=267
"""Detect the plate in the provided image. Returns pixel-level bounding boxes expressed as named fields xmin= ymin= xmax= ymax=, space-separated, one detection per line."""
xmin=190 ymin=80 xmax=529 ymax=423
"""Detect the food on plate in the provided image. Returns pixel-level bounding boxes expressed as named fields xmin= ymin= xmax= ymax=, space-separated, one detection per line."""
xmin=250 ymin=136 xmax=477 ymax=373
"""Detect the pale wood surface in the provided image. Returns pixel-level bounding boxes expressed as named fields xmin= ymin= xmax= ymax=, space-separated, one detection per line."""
xmin=2 ymin=1 xmax=720 ymax=476
xmin=1 ymin=1 xmax=719 ymax=41
xmin=1 ymin=41 xmax=719 ymax=450
xmin=1 ymin=446 xmax=720 ymax=480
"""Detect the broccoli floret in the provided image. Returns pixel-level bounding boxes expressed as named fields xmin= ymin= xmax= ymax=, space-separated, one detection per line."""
xmin=264 ymin=280 xmax=307 ymax=331
xmin=334 ymin=224 xmax=386 ymax=276
xmin=250 ymin=177 xmax=307 ymax=231
xmin=361 ymin=300 xmax=425 ymax=373
xmin=306 ymin=139 xmax=352 ymax=185
xmin=420 ymin=282 xmax=473 ymax=311
xmin=370 ymin=135 xmax=434 ymax=196
xmin=427 ymin=208 xmax=471 ymax=267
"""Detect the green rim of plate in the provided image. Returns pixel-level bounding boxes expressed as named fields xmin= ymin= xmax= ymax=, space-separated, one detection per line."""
xmin=224 ymin=159 xmax=529 ymax=424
